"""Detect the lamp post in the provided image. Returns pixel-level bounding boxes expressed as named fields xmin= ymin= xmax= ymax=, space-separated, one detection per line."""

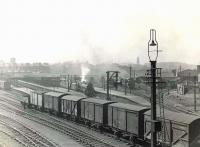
xmin=148 ymin=29 xmax=159 ymax=147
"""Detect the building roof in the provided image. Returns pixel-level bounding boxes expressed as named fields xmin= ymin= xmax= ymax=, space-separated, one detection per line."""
xmin=62 ymin=95 xmax=85 ymax=101
xmin=82 ymin=98 xmax=114 ymax=105
xmin=178 ymin=69 xmax=197 ymax=77
xmin=109 ymin=103 xmax=150 ymax=112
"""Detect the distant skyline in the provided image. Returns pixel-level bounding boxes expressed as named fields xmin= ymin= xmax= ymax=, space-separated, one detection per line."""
xmin=0 ymin=0 xmax=200 ymax=64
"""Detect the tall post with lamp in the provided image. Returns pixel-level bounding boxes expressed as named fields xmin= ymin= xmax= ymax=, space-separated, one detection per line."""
xmin=148 ymin=29 xmax=161 ymax=147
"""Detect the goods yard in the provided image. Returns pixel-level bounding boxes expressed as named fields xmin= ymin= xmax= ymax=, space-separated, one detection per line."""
xmin=7 ymin=80 xmax=200 ymax=147
xmin=0 ymin=88 xmax=130 ymax=147
xmin=0 ymin=1 xmax=198 ymax=147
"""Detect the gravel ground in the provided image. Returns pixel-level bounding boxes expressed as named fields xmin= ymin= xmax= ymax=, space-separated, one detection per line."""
xmin=0 ymin=126 xmax=23 ymax=147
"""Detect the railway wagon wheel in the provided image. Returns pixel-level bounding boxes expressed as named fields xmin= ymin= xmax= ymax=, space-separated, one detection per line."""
xmin=129 ymin=135 xmax=136 ymax=147
xmin=85 ymin=120 xmax=91 ymax=129
xmin=114 ymin=130 xmax=122 ymax=140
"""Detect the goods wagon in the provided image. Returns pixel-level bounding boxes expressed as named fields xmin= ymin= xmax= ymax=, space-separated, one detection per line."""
xmin=12 ymin=87 xmax=31 ymax=107
xmin=19 ymin=93 xmax=30 ymax=108
xmin=108 ymin=103 xmax=149 ymax=139
xmin=44 ymin=91 xmax=68 ymax=115
xmin=144 ymin=109 xmax=200 ymax=147
xmin=61 ymin=95 xmax=85 ymax=120
xmin=81 ymin=98 xmax=115 ymax=127
xmin=22 ymin=93 xmax=30 ymax=107
xmin=0 ymin=80 xmax=11 ymax=90
xmin=30 ymin=90 xmax=47 ymax=110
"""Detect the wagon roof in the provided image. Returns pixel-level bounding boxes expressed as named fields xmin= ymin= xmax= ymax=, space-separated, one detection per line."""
xmin=145 ymin=108 xmax=200 ymax=124
xmin=82 ymin=98 xmax=114 ymax=105
xmin=0 ymin=80 xmax=8 ymax=82
xmin=45 ymin=91 xmax=66 ymax=97
xmin=109 ymin=103 xmax=150 ymax=112
xmin=62 ymin=95 xmax=86 ymax=101
xmin=13 ymin=87 xmax=32 ymax=95
xmin=32 ymin=90 xmax=48 ymax=94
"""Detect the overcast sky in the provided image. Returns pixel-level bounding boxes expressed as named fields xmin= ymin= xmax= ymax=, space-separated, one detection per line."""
xmin=0 ymin=0 xmax=200 ymax=64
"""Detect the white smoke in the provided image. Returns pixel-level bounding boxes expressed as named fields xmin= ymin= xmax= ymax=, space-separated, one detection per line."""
xmin=81 ymin=65 xmax=90 ymax=82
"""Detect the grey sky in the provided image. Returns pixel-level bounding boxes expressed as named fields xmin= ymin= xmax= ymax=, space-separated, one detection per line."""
xmin=0 ymin=0 xmax=200 ymax=64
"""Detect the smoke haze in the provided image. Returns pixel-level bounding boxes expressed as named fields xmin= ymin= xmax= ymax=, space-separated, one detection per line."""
xmin=0 ymin=0 xmax=200 ymax=64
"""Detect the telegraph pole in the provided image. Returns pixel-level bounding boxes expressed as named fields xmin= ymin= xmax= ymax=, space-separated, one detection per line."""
xmin=106 ymin=72 xmax=110 ymax=100
xmin=115 ymin=72 xmax=118 ymax=90
xmin=68 ymin=74 xmax=70 ymax=92
xmin=129 ymin=66 xmax=132 ymax=94
xmin=102 ymin=76 xmax=105 ymax=91
xmin=125 ymin=79 xmax=127 ymax=95
xmin=133 ymin=69 xmax=136 ymax=93
xmin=106 ymin=71 xmax=119 ymax=100
xmin=194 ymin=76 xmax=197 ymax=111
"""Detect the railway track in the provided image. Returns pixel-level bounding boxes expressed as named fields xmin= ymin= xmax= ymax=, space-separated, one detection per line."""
xmin=0 ymin=93 xmax=130 ymax=147
xmin=160 ymin=92 xmax=200 ymax=116
xmin=30 ymin=109 xmax=130 ymax=146
xmin=0 ymin=114 xmax=57 ymax=147
xmin=0 ymin=98 xmax=123 ymax=147
xmin=4 ymin=87 xmax=200 ymax=147
xmin=137 ymin=89 xmax=200 ymax=116
xmin=0 ymin=129 xmax=28 ymax=147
